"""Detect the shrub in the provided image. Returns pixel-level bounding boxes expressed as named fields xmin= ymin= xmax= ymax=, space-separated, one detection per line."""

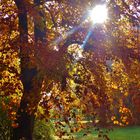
xmin=33 ymin=119 xmax=56 ymax=140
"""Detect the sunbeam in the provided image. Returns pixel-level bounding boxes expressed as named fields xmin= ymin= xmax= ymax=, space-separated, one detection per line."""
xmin=53 ymin=4 xmax=108 ymax=51
xmin=53 ymin=25 xmax=82 ymax=46
xmin=81 ymin=29 xmax=92 ymax=49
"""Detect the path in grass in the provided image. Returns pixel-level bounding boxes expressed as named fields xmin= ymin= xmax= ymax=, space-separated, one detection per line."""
xmin=76 ymin=126 xmax=140 ymax=140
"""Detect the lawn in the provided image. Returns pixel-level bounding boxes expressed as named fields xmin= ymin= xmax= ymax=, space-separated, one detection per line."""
xmin=75 ymin=126 xmax=140 ymax=140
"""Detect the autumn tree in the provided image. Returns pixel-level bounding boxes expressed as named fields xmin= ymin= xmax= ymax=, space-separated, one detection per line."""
xmin=11 ymin=0 xmax=48 ymax=139
xmin=0 ymin=0 xmax=140 ymax=140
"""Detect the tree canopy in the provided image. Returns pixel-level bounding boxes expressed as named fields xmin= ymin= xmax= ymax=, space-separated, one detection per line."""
xmin=0 ymin=0 xmax=140 ymax=140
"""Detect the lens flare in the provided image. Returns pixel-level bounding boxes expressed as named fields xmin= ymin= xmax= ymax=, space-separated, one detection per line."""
xmin=89 ymin=5 xmax=108 ymax=24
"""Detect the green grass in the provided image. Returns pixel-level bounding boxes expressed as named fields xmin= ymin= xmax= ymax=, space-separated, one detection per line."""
xmin=108 ymin=126 xmax=140 ymax=140
xmin=75 ymin=126 xmax=140 ymax=140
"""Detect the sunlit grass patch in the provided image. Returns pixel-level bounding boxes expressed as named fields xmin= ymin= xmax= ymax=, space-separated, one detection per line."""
xmin=75 ymin=126 xmax=140 ymax=140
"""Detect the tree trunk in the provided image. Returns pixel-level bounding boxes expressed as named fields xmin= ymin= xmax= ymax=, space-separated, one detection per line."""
xmin=12 ymin=0 xmax=46 ymax=139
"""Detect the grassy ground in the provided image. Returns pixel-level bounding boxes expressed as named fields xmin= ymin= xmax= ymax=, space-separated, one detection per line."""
xmin=75 ymin=126 xmax=140 ymax=140
xmin=108 ymin=126 xmax=140 ymax=140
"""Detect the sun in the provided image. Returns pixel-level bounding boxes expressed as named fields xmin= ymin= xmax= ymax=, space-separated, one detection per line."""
xmin=89 ymin=5 xmax=108 ymax=24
